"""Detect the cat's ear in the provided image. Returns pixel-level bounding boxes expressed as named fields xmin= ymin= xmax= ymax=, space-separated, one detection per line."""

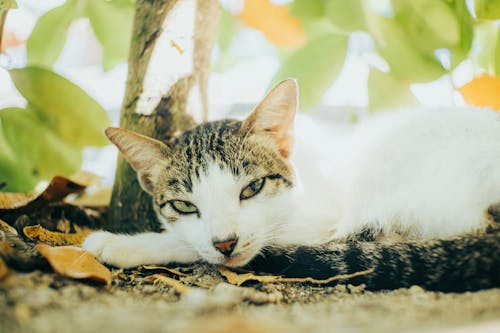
xmin=243 ymin=79 xmax=297 ymax=158
xmin=105 ymin=127 xmax=169 ymax=194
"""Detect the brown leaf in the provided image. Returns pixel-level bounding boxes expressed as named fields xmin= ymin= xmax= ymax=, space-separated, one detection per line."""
xmin=0 ymin=192 xmax=38 ymax=210
xmin=141 ymin=265 xmax=189 ymax=277
xmin=0 ymin=219 xmax=17 ymax=235
xmin=218 ymin=267 xmax=281 ymax=286
xmin=0 ymin=230 xmax=47 ymax=271
xmin=24 ymin=224 xmax=92 ymax=247
xmin=145 ymin=273 xmax=191 ymax=293
xmin=36 ymin=244 xmax=111 ymax=285
xmin=0 ymin=257 xmax=8 ymax=280
xmin=218 ymin=266 xmax=375 ymax=286
xmin=66 ymin=188 xmax=112 ymax=208
xmin=68 ymin=171 xmax=102 ymax=187
xmin=0 ymin=176 xmax=86 ymax=211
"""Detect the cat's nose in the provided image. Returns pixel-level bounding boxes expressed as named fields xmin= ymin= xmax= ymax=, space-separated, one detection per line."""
xmin=212 ymin=236 xmax=238 ymax=257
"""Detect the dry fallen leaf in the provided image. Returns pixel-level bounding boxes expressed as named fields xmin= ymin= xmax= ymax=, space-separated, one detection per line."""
xmin=0 ymin=219 xmax=18 ymax=235
xmin=459 ymin=74 xmax=500 ymax=110
xmin=0 ymin=176 xmax=86 ymax=211
xmin=218 ymin=267 xmax=282 ymax=286
xmin=239 ymin=0 xmax=306 ymax=48
xmin=146 ymin=273 xmax=191 ymax=293
xmin=24 ymin=224 xmax=92 ymax=247
xmin=218 ymin=266 xmax=375 ymax=286
xmin=69 ymin=171 xmax=102 ymax=187
xmin=36 ymin=244 xmax=111 ymax=285
xmin=0 ymin=192 xmax=38 ymax=210
xmin=141 ymin=265 xmax=189 ymax=277
xmin=66 ymin=188 xmax=112 ymax=208
xmin=0 ymin=257 xmax=8 ymax=280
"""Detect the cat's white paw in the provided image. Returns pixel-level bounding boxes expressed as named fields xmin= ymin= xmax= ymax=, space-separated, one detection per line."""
xmin=82 ymin=231 xmax=113 ymax=260
xmin=82 ymin=231 xmax=152 ymax=268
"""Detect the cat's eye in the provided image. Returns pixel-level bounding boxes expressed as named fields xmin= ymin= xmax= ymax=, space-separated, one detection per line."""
xmin=240 ymin=178 xmax=266 ymax=200
xmin=169 ymin=200 xmax=199 ymax=215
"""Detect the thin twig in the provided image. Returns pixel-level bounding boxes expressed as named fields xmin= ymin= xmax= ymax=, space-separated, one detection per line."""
xmin=277 ymin=267 xmax=375 ymax=285
xmin=0 ymin=11 xmax=7 ymax=53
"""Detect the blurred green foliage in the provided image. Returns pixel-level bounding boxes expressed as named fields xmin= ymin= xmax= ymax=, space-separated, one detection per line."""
xmin=216 ymin=0 xmax=500 ymax=111
xmin=27 ymin=0 xmax=134 ymax=70
xmin=272 ymin=34 xmax=347 ymax=110
xmin=0 ymin=0 xmax=16 ymax=11
xmin=0 ymin=67 xmax=110 ymax=192
xmin=0 ymin=0 xmax=121 ymax=191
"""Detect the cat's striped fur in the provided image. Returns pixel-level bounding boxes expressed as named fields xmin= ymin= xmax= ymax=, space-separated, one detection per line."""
xmin=248 ymin=228 xmax=500 ymax=292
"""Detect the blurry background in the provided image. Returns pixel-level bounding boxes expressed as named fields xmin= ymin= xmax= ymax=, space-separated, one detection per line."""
xmin=1 ymin=0 xmax=499 ymax=191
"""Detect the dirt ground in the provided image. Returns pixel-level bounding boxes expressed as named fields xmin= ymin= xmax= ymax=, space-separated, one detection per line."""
xmin=1 ymin=263 xmax=499 ymax=333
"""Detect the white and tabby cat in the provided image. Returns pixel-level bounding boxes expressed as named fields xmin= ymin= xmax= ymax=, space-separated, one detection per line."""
xmin=84 ymin=80 xmax=500 ymax=291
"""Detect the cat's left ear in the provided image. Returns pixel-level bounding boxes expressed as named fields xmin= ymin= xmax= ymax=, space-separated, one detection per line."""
xmin=105 ymin=127 xmax=170 ymax=194
xmin=243 ymin=79 xmax=298 ymax=158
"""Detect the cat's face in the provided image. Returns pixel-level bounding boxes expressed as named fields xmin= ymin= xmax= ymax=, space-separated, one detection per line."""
xmin=106 ymin=79 xmax=298 ymax=267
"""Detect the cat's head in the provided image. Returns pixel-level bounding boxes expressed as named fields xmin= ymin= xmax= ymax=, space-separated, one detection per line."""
xmin=106 ymin=79 xmax=298 ymax=267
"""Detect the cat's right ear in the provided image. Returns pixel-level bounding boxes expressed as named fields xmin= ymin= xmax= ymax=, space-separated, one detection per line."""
xmin=243 ymin=79 xmax=298 ymax=158
xmin=105 ymin=127 xmax=169 ymax=194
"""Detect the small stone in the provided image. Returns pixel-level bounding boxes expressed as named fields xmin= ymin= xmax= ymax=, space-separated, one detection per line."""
xmin=408 ymin=285 xmax=425 ymax=294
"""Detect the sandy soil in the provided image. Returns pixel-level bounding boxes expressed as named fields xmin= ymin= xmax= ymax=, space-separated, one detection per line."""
xmin=1 ymin=264 xmax=499 ymax=333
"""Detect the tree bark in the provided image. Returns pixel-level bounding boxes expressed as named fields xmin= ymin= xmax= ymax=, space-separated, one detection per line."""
xmin=106 ymin=0 xmax=219 ymax=232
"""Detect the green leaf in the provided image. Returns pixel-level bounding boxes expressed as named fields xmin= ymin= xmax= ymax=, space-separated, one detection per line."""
xmin=0 ymin=155 xmax=39 ymax=192
xmin=217 ymin=9 xmax=238 ymax=52
xmin=0 ymin=108 xmax=82 ymax=192
xmin=0 ymin=115 xmax=39 ymax=192
xmin=496 ymin=29 xmax=500 ymax=76
xmin=86 ymin=0 xmax=134 ymax=71
xmin=271 ymin=34 xmax=348 ymax=111
xmin=290 ymin=0 xmax=337 ymax=39
xmin=290 ymin=0 xmax=326 ymax=20
xmin=26 ymin=0 xmax=85 ymax=68
xmin=448 ymin=0 xmax=474 ymax=69
xmin=0 ymin=107 xmax=82 ymax=177
xmin=0 ymin=0 xmax=17 ymax=11
xmin=213 ymin=9 xmax=238 ymax=73
xmin=391 ymin=0 xmax=460 ymax=55
xmin=474 ymin=22 xmax=499 ymax=73
xmin=368 ymin=68 xmax=419 ymax=111
xmin=367 ymin=15 xmax=445 ymax=82
xmin=475 ymin=0 xmax=500 ymax=20
xmin=9 ymin=67 xmax=111 ymax=147
xmin=325 ymin=0 xmax=365 ymax=32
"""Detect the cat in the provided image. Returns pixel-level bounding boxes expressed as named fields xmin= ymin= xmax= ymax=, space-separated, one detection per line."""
xmin=83 ymin=79 xmax=500 ymax=291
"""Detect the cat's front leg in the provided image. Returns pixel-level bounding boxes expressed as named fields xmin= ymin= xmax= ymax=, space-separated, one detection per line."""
xmin=83 ymin=231 xmax=199 ymax=268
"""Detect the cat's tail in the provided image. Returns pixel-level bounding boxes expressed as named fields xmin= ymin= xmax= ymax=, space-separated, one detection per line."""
xmin=246 ymin=229 xmax=500 ymax=292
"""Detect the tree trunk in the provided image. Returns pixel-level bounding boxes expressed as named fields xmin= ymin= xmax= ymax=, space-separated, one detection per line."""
xmin=106 ymin=0 xmax=219 ymax=232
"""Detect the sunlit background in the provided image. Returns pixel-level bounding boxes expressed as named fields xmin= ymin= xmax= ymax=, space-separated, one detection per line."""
xmin=1 ymin=0 xmax=499 ymax=191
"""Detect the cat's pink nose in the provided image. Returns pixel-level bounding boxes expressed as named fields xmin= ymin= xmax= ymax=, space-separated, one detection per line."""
xmin=213 ymin=237 xmax=238 ymax=257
